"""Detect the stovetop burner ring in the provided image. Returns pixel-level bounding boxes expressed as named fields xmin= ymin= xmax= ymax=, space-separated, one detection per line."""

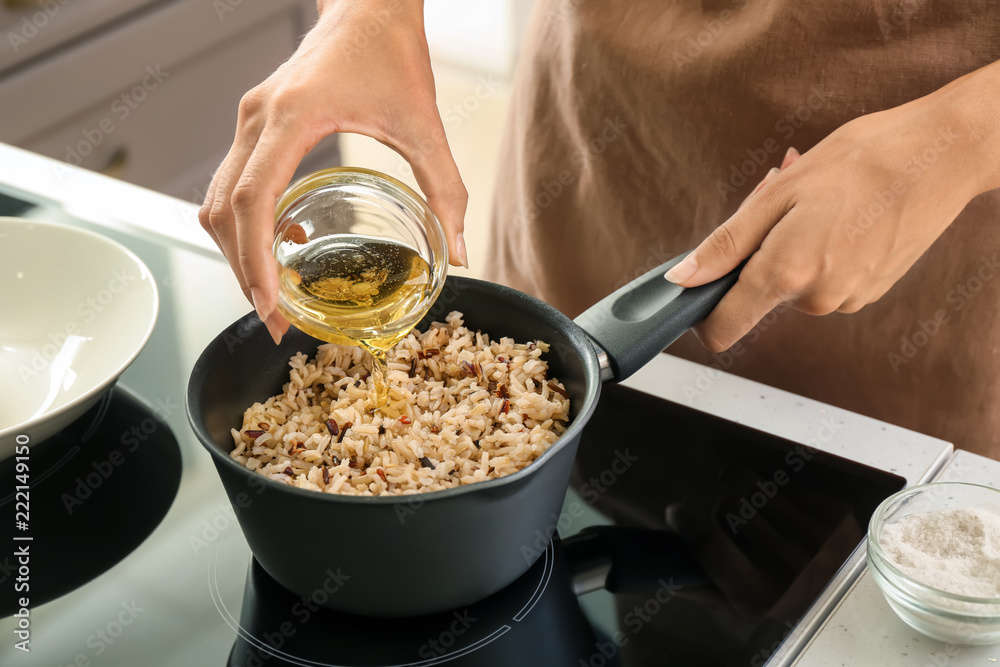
xmin=210 ymin=522 xmax=558 ymax=667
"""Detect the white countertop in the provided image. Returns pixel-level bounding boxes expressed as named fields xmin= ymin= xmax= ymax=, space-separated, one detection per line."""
xmin=624 ymin=359 xmax=953 ymax=488
xmin=0 ymin=143 xmax=216 ymax=257
xmin=622 ymin=357 xmax=957 ymax=666
xmin=794 ymin=450 xmax=1000 ymax=667
xmin=0 ymin=143 xmax=990 ymax=665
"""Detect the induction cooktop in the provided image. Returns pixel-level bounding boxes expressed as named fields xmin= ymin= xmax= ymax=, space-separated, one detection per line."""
xmin=1 ymin=387 xmax=182 ymax=616
xmin=210 ymin=383 xmax=905 ymax=667
xmin=1 ymin=375 xmax=904 ymax=667
xmin=1 ymin=183 xmax=907 ymax=667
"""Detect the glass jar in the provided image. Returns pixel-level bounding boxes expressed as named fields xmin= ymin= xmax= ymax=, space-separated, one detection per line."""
xmin=272 ymin=167 xmax=448 ymax=351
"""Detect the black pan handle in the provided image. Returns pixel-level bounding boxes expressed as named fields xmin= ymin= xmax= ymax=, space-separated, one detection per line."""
xmin=573 ymin=250 xmax=742 ymax=382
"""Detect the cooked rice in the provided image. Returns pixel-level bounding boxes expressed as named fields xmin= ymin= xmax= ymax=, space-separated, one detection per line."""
xmin=230 ymin=312 xmax=571 ymax=496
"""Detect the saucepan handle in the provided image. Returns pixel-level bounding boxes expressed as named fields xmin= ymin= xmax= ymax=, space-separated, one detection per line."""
xmin=573 ymin=250 xmax=743 ymax=382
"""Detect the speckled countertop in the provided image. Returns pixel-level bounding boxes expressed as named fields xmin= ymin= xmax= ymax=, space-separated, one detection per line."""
xmin=793 ymin=450 xmax=1000 ymax=666
xmin=623 ymin=354 xmax=992 ymax=666
xmin=624 ymin=356 xmax=954 ymax=488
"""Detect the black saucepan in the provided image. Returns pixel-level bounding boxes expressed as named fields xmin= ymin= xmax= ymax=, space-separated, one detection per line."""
xmin=187 ymin=253 xmax=738 ymax=616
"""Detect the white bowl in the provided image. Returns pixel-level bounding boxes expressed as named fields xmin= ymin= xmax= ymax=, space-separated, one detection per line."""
xmin=0 ymin=218 xmax=158 ymax=458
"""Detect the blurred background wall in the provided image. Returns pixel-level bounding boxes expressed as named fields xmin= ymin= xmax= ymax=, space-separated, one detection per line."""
xmin=0 ymin=0 xmax=533 ymax=278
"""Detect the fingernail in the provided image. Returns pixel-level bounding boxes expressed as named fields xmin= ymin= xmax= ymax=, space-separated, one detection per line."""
xmin=767 ymin=167 xmax=780 ymax=178
xmin=250 ymin=287 xmax=272 ymax=322
xmin=455 ymin=232 xmax=469 ymax=269
xmin=263 ymin=312 xmax=284 ymax=345
xmin=664 ymin=254 xmax=698 ymax=283
xmin=785 ymin=146 xmax=799 ymax=160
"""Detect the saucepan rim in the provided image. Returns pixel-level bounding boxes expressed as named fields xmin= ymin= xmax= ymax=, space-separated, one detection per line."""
xmin=186 ymin=276 xmax=604 ymax=506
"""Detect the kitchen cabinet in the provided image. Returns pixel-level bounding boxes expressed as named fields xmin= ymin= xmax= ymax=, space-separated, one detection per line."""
xmin=0 ymin=0 xmax=339 ymax=201
xmin=0 ymin=0 xmax=161 ymax=74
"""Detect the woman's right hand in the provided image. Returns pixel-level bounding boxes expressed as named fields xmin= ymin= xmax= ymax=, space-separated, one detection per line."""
xmin=199 ymin=1 xmax=469 ymax=343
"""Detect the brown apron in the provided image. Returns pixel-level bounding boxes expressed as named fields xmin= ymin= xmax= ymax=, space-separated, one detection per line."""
xmin=486 ymin=0 xmax=1000 ymax=457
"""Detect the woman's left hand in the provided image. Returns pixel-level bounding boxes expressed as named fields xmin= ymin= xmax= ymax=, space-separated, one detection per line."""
xmin=665 ymin=66 xmax=1000 ymax=352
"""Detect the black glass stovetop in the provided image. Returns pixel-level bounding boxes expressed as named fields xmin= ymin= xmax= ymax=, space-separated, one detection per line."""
xmin=1 ymin=387 xmax=182 ymax=617
xmin=1 ymin=374 xmax=904 ymax=667
xmin=216 ymin=384 xmax=904 ymax=667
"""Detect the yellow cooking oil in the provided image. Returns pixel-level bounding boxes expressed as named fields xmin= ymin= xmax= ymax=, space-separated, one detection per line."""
xmin=275 ymin=235 xmax=432 ymax=407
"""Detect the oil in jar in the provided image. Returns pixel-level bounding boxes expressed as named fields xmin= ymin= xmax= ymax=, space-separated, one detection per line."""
xmin=276 ymin=235 xmax=433 ymax=407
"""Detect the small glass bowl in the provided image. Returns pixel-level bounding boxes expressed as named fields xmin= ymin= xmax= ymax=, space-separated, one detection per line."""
xmin=867 ymin=482 xmax=1000 ymax=645
xmin=272 ymin=167 xmax=448 ymax=345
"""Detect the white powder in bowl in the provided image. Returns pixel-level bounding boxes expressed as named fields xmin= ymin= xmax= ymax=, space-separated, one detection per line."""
xmin=879 ymin=507 xmax=1000 ymax=598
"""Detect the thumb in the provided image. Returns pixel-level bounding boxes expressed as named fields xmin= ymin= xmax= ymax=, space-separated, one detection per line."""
xmin=665 ymin=178 xmax=792 ymax=287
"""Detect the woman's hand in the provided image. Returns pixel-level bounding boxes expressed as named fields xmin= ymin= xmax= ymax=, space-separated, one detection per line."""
xmin=667 ymin=62 xmax=1000 ymax=352
xmin=199 ymin=1 xmax=468 ymax=343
